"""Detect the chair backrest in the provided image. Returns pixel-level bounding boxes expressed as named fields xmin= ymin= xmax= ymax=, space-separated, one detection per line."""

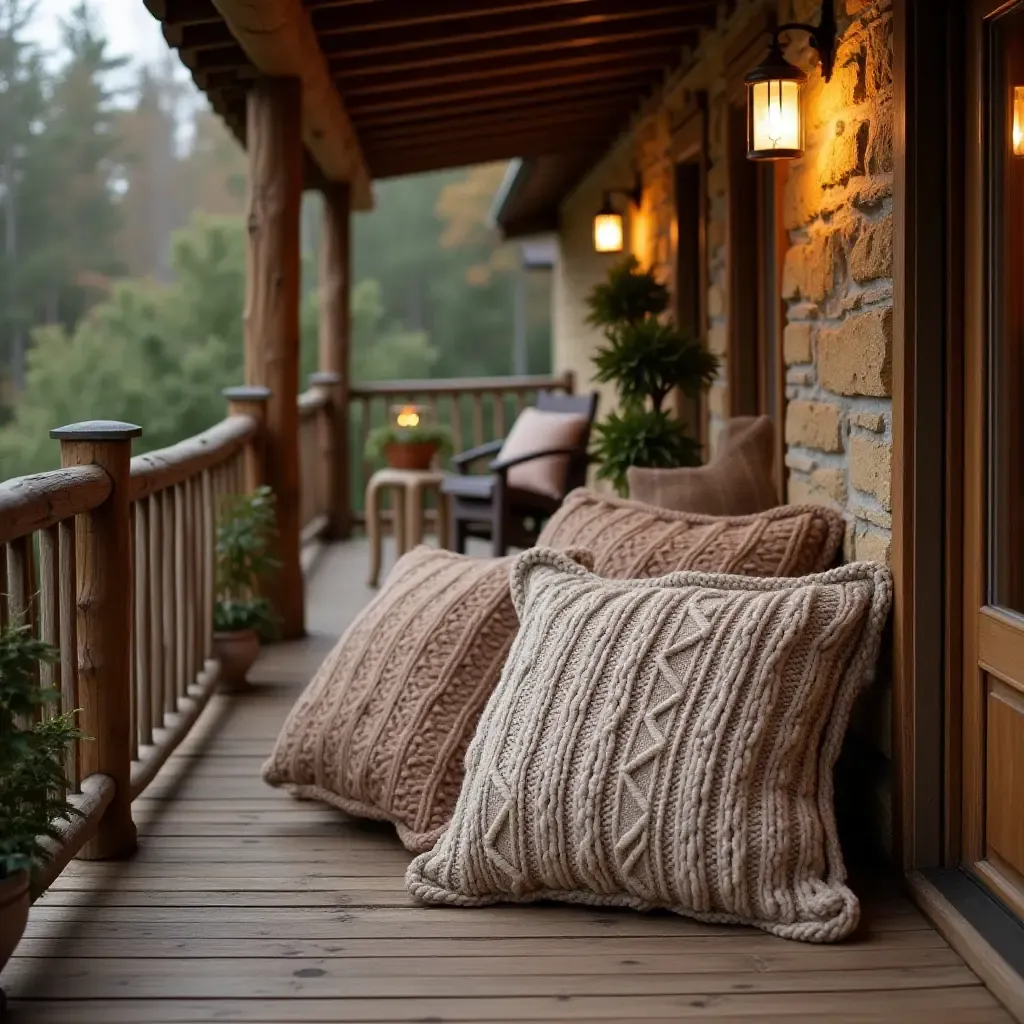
xmin=535 ymin=389 xmax=599 ymax=494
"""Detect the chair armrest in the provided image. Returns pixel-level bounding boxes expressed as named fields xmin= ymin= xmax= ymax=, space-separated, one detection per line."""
xmin=450 ymin=438 xmax=505 ymax=473
xmin=489 ymin=446 xmax=586 ymax=473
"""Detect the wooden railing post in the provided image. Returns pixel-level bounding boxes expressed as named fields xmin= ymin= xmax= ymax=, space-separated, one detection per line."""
xmin=50 ymin=420 xmax=141 ymax=860
xmin=223 ymin=385 xmax=271 ymax=492
xmin=309 ymin=371 xmax=348 ymax=538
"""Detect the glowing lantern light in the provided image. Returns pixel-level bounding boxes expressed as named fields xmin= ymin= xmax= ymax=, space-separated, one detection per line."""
xmin=395 ymin=405 xmax=421 ymax=428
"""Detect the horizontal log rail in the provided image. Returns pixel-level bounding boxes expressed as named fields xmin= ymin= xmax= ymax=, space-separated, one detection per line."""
xmin=348 ymin=371 xmax=573 ymax=522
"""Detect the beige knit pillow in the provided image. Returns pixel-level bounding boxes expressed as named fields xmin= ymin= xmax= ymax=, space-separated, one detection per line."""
xmin=627 ymin=415 xmax=779 ymax=515
xmin=406 ymin=549 xmax=893 ymax=943
xmin=498 ymin=407 xmax=589 ymax=500
xmin=263 ymin=547 xmax=524 ymax=853
xmin=538 ymin=489 xmax=844 ymax=579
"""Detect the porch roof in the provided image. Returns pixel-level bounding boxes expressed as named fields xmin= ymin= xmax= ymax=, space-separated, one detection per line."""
xmin=146 ymin=0 xmax=717 ymax=211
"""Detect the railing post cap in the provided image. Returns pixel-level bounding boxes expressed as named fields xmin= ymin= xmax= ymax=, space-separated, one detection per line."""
xmin=50 ymin=420 xmax=143 ymax=442
xmin=309 ymin=371 xmax=342 ymax=387
xmin=222 ymin=385 xmax=272 ymax=401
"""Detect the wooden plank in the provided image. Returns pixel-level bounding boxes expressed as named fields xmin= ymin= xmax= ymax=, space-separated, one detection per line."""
xmin=5 ymin=988 xmax=1011 ymax=1023
xmin=1 ymin=961 xmax=980 ymax=1001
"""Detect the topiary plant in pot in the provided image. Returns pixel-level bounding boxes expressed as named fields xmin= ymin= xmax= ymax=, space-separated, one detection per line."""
xmin=0 ymin=622 xmax=82 ymax=984
xmin=587 ymin=256 xmax=720 ymax=495
xmin=213 ymin=485 xmax=280 ymax=693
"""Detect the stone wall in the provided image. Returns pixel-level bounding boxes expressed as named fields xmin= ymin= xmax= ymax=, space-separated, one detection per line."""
xmin=552 ymin=0 xmax=895 ymax=852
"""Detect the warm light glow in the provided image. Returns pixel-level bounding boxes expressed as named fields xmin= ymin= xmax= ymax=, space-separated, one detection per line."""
xmin=750 ymin=79 xmax=802 ymax=156
xmin=396 ymin=406 xmax=420 ymax=428
xmin=593 ymin=211 xmax=624 ymax=253
xmin=1014 ymin=86 xmax=1024 ymax=156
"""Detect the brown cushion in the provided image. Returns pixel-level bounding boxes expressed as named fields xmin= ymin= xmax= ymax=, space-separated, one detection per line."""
xmin=498 ymin=407 xmax=588 ymax=500
xmin=263 ymin=545 xmax=596 ymax=851
xmin=407 ymin=550 xmax=893 ymax=943
xmin=262 ymin=547 xmax=522 ymax=853
xmin=537 ymin=488 xmax=844 ymax=580
xmin=627 ymin=415 xmax=778 ymax=515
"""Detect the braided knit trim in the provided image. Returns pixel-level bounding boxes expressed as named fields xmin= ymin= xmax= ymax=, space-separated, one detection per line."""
xmin=407 ymin=551 xmax=893 ymax=944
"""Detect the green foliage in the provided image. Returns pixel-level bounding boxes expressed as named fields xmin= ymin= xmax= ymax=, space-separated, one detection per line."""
xmin=365 ymin=423 xmax=453 ymax=460
xmin=585 ymin=256 xmax=670 ymax=328
xmin=593 ymin=318 xmax=720 ymax=414
xmin=0 ymin=622 xmax=82 ymax=879
xmin=585 ymin=257 xmax=718 ymax=489
xmin=214 ymin=486 xmax=280 ymax=637
xmin=592 ymin=407 xmax=702 ymax=496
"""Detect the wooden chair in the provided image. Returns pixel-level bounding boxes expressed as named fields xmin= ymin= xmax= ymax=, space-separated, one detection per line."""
xmin=441 ymin=391 xmax=599 ymax=557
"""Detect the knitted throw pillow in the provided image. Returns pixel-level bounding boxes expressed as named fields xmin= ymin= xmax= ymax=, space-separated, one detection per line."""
xmin=538 ymin=489 xmax=844 ymax=579
xmin=627 ymin=415 xmax=779 ymax=515
xmin=263 ymin=547 xmax=525 ymax=853
xmin=407 ymin=550 xmax=893 ymax=943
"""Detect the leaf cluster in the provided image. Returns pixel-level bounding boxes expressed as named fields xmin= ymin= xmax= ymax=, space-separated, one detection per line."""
xmin=214 ymin=486 xmax=281 ymax=638
xmin=591 ymin=408 xmax=702 ymax=496
xmin=365 ymin=423 xmax=453 ymax=461
xmin=585 ymin=256 xmax=670 ymax=327
xmin=0 ymin=622 xmax=82 ymax=880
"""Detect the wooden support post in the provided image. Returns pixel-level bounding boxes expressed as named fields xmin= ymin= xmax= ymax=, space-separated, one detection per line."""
xmin=245 ymin=77 xmax=304 ymax=639
xmin=319 ymin=181 xmax=352 ymax=539
xmin=223 ymin=385 xmax=271 ymax=492
xmin=50 ymin=420 xmax=141 ymax=860
xmin=309 ymin=371 xmax=346 ymax=538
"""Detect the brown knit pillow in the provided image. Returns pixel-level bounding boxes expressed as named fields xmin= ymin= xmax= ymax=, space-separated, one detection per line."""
xmin=627 ymin=415 xmax=778 ymax=514
xmin=407 ymin=549 xmax=893 ymax=943
xmin=498 ymin=407 xmax=589 ymax=500
xmin=263 ymin=547 xmax=525 ymax=853
xmin=538 ymin=489 xmax=844 ymax=580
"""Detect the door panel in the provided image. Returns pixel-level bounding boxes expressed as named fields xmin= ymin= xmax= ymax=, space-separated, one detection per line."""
xmin=963 ymin=0 xmax=1024 ymax=921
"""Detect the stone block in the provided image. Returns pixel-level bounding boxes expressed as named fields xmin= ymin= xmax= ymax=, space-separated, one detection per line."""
xmin=707 ymin=323 xmax=728 ymax=356
xmin=789 ymin=467 xmax=847 ymax=509
xmin=707 ymin=284 xmax=725 ymax=319
xmin=868 ymin=102 xmax=894 ymax=174
xmin=784 ymin=321 xmax=814 ymax=364
xmin=849 ymin=213 xmax=893 ymax=282
xmin=819 ymin=119 xmax=869 ymax=189
xmin=867 ymin=15 xmax=894 ymax=93
xmin=707 ymin=383 xmax=729 ymax=418
xmin=850 ymin=434 xmax=892 ymax=510
xmin=782 ymin=233 xmax=836 ymax=302
xmin=850 ymin=411 xmax=886 ymax=433
xmin=785 ymin=401 xmax=844 ymax=453
xmin=819 ymin=307 xmax=893 ymax=397
xmin=854 ymin=525 xmax=892 ymax=565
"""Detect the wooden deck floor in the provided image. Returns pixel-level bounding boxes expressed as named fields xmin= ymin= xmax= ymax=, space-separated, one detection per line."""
xmin=2 ymin=541 xmax=1015 ymax=1023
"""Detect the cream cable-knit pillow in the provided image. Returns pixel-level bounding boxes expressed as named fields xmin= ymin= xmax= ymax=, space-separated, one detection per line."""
xmin=538 ymin=490 xmax=844 ymax=580
xmin=407 ymin=549 xmax=893 ymax=943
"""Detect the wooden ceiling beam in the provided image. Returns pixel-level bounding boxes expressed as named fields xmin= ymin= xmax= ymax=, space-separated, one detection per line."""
xmin=345 ymin=62 xmax=667 ymax=116
xmin=326 ymin=23 xmax=698 ymax=79
xmin=338 ymin=44 xmax=681 ymax=98
xmin=358 ymin=100 xmax=634 ymax=145
xmin=191 ymin=44 xmax=250 ymax=72
xmin=314 ymin=1 xmax=713 ymax=48
xmin=153 ymin=0 xmax=222 ymax=25
xmin=352 ymin=75 xmax=655 ymax=127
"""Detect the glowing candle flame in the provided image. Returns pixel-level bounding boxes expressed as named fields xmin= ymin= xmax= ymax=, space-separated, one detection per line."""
xmin=396 ymin=406 xmax=420 ymax=428
xmin=1014 ymin=86 xmax=1024 ymax=157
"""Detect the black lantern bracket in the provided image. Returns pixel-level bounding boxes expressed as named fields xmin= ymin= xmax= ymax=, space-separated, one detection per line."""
xmin=601 ymin=170 xmax=643 ymax=211
xmin=773 ymin=0 xmax=838 ymax=83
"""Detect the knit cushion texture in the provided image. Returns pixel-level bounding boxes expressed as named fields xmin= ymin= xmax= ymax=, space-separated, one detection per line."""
xmin=538 ymin=489 xmax=844 ymax=580
xmin=406 ymin=549 xmax=893 ymax=942
xmin=627 ymin=415 xmax=779 ymax=515
xmin=262 ymin=546 xmax=524 ymax=853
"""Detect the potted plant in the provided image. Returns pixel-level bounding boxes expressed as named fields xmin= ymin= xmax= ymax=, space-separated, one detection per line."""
xmin=0 ymin=622 xmax=82 ymax=978
xmin=587 ymin=256 xmax=720 ymax=495
xmin=367 ymin=405 xmax=452 ymax=472
xmin=213 ymin=485 xmax=280 ymax=692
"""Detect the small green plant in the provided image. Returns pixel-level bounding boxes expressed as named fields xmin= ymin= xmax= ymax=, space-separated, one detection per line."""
xmin=0 ymin=622 xmax=82 ymax=880
xmin=587 ymin=256 xmax=719 ymax=495
xmin=214 ymin=485 xmax=280 ymax=638
xmin=365 ymin=423 xmax=453 ymax=461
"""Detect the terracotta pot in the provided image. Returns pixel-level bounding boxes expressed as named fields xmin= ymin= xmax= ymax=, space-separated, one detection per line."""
xmin=384 ymin=441 xmax=438 ymax=471
xmin=213 ymin=629 xmax=260 ymax=693
xmin=0 ymin=870 xmax=29 ymax=975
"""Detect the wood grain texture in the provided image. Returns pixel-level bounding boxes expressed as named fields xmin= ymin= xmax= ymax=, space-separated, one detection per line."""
xmin=6 ymin=541 xmax=1011 ymax=1024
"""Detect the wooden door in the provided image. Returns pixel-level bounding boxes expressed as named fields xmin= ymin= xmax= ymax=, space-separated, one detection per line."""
xmin=963 ymin=0 xmax=1024 ymax=922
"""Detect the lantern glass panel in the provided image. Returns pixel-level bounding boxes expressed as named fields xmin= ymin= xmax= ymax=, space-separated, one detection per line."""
xmin=593 ymin=212 xmax=624 ymax=253
xmin=750 ymin=79 xmax=802 ymax=156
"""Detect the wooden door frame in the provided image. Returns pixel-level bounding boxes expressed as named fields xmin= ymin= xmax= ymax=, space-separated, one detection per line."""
xmin=670 ymin=91 xmax=710 ymax=450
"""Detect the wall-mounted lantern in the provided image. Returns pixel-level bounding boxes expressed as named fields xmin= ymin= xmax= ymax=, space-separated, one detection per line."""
xmin=593 ymin=173 xmax=643 ymax=253
xmin=1014 ymin=86 xmax=1024 ymax=156
xmin=745 ymin=0 xmax=837 ymax=161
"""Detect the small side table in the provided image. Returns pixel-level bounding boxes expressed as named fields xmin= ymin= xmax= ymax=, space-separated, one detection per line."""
xmin=365 ymin=467 xmax=449 ymax=586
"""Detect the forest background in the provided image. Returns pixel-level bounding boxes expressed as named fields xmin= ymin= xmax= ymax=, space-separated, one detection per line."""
xmin=0 ymin=0 xmax=551 ymax=478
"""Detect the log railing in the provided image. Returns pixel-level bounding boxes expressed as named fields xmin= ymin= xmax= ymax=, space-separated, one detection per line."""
xmin=348 ymin=372 xmax=574 ymax=523
xmin=298 ymin=385 xmax=330 ymax=546
xmin=5 ymin=392 xmax=265 ymax=898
